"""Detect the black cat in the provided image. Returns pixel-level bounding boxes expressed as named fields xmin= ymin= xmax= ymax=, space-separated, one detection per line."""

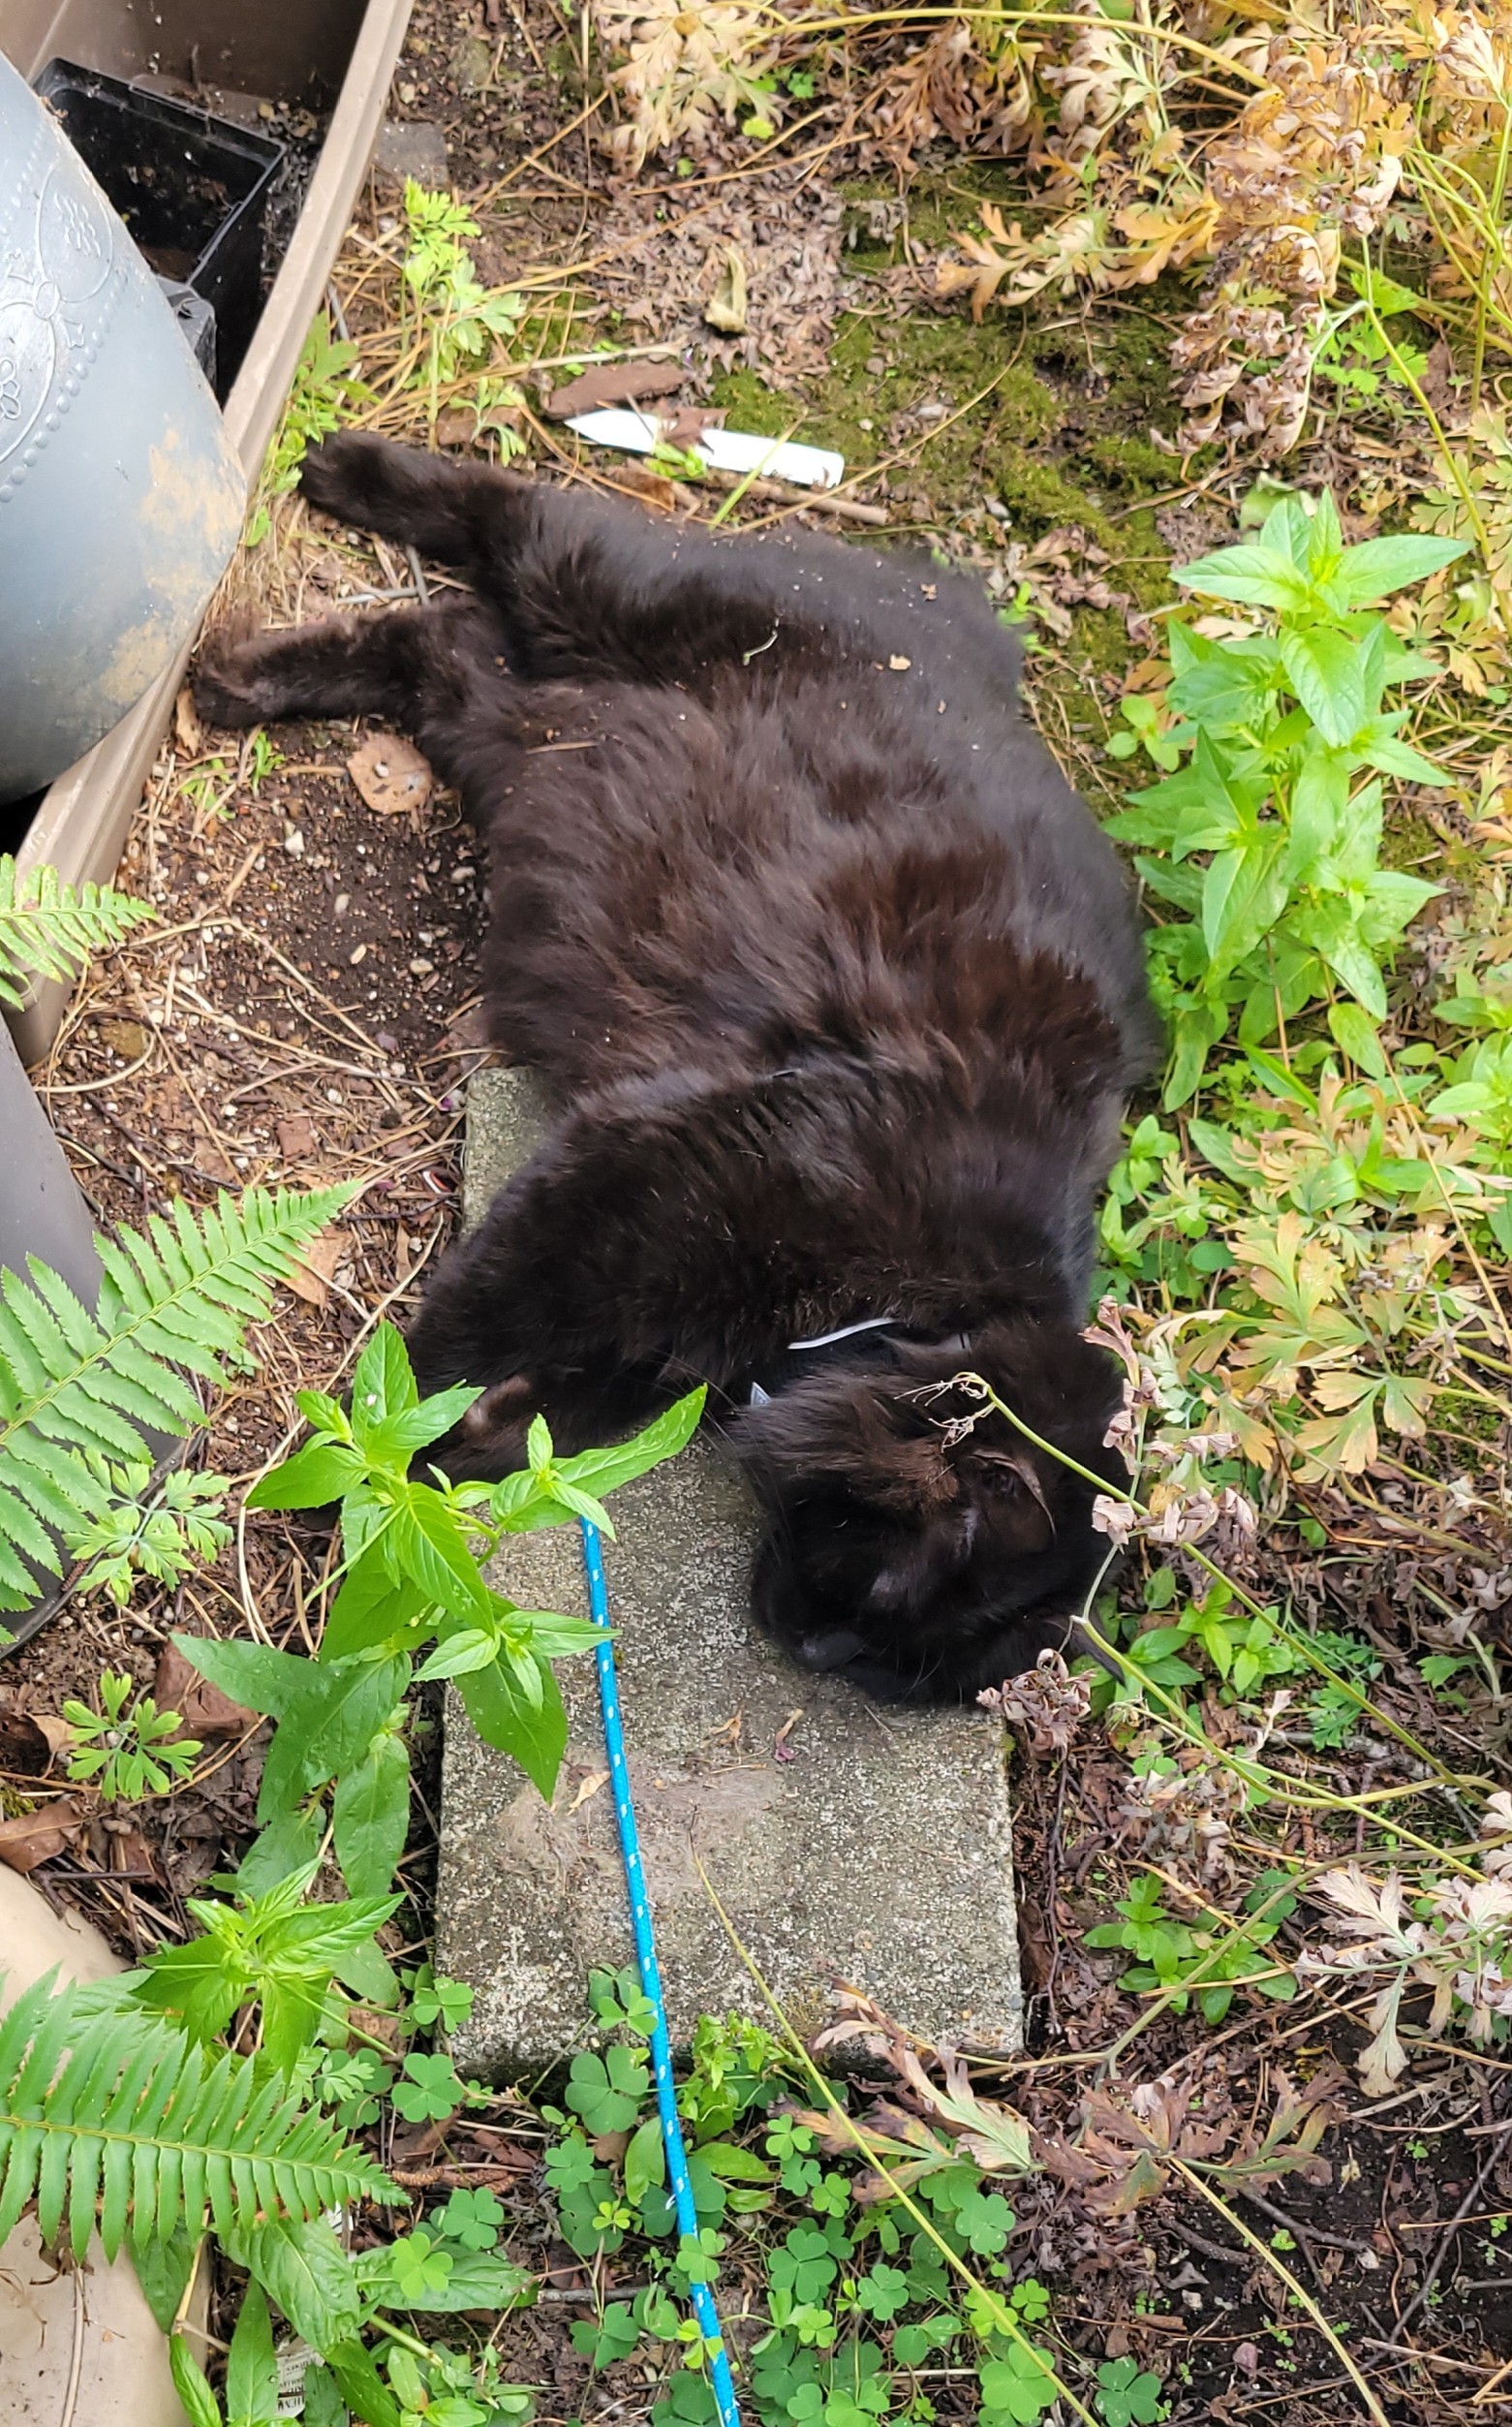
xmin=197 ymin=432 xmax=1157 ymax=1699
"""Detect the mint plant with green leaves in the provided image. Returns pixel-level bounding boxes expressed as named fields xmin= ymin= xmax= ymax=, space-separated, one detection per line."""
xmin=0 ymin=1282 xmax=706 ymax=2423
xmin=1153 ymin=1576 xmax=1297 ymax=1703
xmin=129 ymin=1864 xmax=403 ymax=2073
xmin=1107 ymin=491 xmax=1466 ymax=1105
xmin=1098 ymin=1574 xmax=1298 ymax=1719
xmin=50 ymin=1332 xmax=701 ymax=2268
xmin=186 ymin=1322 xmax=703 ymax=1849
xmin=170 ymin=2284 xmax=281 ymax=2427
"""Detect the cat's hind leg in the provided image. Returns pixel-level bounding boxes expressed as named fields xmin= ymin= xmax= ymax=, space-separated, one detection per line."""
xmin=297 ymin=432 xmax=519 ymax=567
xmin=296 ymin=433 xmax=843 ymax=691
xmin=194 ymin=598 xmax=503 ymax=735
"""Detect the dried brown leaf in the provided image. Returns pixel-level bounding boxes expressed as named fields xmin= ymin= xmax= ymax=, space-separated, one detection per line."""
xmin=663 ymin=405 xmax=724 ymax=451
xmin=1224 ymin=2063 xmax=1343 ymax=2191
xmin=97 ymin=1018 xmax=150 ymax=1063
xmin=31 ymin=1714 xmax=77 ymax=1764
xmin=348 ymin=734 xmax=434 ymax=820
xmin=1421 ymin=336 xmax=1458 ymax=417
xmin=0 ymin=1796 xmax=91 ymax=1874
xmin=704 ymin=244 xmax=749 ymax=335
xmin=174 ymin=687 xmax=205 ymax=757
xmin=191 ymin=1134 xmax=236 ymax=1184
xmin=602 ymin=464 xmax=680 ymax=513
xmin=0 ymin=1710 xmax=73 ymax=1774
xmin=812 ymin=1987 xmax=1034 ymax=2174
xmin=277 ymin=1112 xmax=317 ymax=1161
xmin=544 ymin=359 xmax=684 ymax=419
xmin=285 ymin=1229 xmax=347 ymax=1309
xmin=1043 ymin=2075 xmax=1232 ymax=2215
xmin=154 ymin=1644 xmax=258 ymax=1740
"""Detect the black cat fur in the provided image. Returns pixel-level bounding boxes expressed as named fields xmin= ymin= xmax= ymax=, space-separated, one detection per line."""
xmin=196 ymin=432 xmax=1158 ymax=1701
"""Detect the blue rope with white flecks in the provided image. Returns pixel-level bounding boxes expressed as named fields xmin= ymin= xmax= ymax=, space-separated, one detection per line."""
xmin=579 ymin=1517 xmax=743 ymax=2427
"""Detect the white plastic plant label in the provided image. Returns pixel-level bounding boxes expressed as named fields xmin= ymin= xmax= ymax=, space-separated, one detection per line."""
xmin=565 ymin=408 xmax=846 ymax=491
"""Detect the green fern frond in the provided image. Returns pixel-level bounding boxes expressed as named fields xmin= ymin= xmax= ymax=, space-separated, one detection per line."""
xmin=0 ymin=856 xmax=154 ymax=1007
xmin=0 ymin=1183 xmax=355 ymax=1608
xmin=0 ymin=1973 xmax=398 ymax=2263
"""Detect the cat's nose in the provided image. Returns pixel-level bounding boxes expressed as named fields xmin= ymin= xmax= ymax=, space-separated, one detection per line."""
xmin=796 ymin=1626 xmax=866 ymax=1671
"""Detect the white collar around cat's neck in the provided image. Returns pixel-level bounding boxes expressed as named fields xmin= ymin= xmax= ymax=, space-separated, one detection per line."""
xmin=788 ymin=1314 xmax=898 ymax=1352
xmin=748 ymin=1314 xmax=899 ymax=1407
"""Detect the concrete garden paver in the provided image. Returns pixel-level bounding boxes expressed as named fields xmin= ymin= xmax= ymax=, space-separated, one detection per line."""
xmin=437 ymin=1069 xmax=1023 ymax=2075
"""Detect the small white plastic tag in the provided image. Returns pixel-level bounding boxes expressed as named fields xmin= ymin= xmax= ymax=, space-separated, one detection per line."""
xmin=565 ymin=408 xmax=846 ymax=492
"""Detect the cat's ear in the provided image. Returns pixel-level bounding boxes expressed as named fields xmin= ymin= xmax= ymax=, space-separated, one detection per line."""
xmin=965 ymin=1445 xmax=1056 ymax=1555
xmin=974 ymin=1444 xmax=1050 ymax=1512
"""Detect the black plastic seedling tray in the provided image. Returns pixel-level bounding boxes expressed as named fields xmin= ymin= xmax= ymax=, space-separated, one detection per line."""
xmin=35 ymin=58 xmax=284 ymax=397
xmin=157 ymin=277 xmax=219 ymax=385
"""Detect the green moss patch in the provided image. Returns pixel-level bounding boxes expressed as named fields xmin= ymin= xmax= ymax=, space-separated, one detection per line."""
xmin=709 ymin=201 xmax=1192 ymax=747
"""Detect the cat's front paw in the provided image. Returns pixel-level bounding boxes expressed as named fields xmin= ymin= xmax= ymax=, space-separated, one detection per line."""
xmin=427 ymin=1374 xmax=536 ymax=1483
xmin=193 ymin=626 xmax=273 ymax=729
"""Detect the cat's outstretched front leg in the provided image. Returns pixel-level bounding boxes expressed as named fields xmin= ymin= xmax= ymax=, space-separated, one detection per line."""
xmin=405 ymin=1159 xmax=675 ymax=1478
xmin=194 ymin=605 xmax=434 ymax=729
xmin=403 ymin=1069 xmax=796 ymax=1474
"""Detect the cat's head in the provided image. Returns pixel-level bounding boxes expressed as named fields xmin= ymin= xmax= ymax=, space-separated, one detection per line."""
xmin=733 ymin=1322 xmax=1126 ymax=1701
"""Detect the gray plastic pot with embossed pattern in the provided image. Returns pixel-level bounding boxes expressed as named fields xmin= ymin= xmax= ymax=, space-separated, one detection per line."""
xmin=0 ymin=47 xmax=245 ymax=801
